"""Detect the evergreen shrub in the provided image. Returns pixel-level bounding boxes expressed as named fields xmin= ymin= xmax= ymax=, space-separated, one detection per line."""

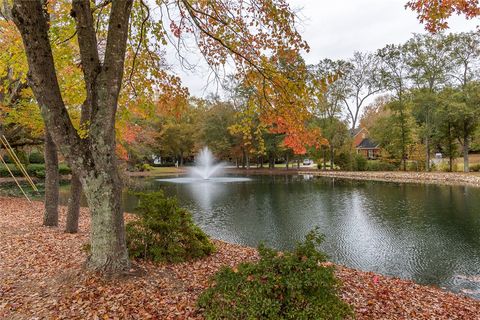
xmin=198 ymin=229 xmax=353 ymax=320
xmin=126 ymin=191 xmax=215 ymax=263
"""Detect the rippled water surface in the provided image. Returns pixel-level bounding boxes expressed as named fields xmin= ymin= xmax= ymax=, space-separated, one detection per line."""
xmin=60 ymin=174 xmax=480 ymax=297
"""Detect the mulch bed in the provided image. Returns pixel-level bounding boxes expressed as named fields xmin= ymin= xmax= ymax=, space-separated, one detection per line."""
xmin=1 ymin=197 xmax=479 ymax=319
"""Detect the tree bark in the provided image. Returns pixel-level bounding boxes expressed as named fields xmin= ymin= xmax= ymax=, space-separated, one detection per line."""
xmin=463 ymin=135 xmax=469 ymax=173
xmin=43 ymin=129 xmax=59 ymax=227
xmin=269 ymin=155 xmax=275 ymax=169
xmin=323 ymin=148 xmax=327 ymax=171
xmin=425 ymin=110 xmax=430 ymax=172
xmin=242 ymin=149 xmax=246 ymax=168
xmin=425 ymin=135 xmax=430 ymax=172
xmin=66 ymin=172 xmax=82 ymax=233
xmin=329 ymin=145 xmax=334 ymax=170
xmin=82 ymin=162 xmax=129 ymax=272
xmin=12 ymin=0 xmax=133 ymax=273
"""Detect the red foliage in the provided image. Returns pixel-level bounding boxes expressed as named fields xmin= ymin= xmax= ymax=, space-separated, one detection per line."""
xmin=406 ymin=0 xmax=480 ymax=32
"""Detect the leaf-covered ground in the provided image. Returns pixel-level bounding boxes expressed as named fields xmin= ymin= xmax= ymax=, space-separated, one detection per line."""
xmin=1 ymin=197 xmax=479 ymax=319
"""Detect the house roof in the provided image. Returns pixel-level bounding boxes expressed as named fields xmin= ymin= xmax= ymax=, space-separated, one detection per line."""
xmin=350 ymin=127 xmax=371 ymax=138
xmin=356 ymin=138 xmax=380 ymax=149
xmin=350 ymin=127 xmax=364 ymax=137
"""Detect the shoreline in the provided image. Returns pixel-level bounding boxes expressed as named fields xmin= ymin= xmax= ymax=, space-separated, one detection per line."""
xmin=299 ymin=170 xmax=480 ymax=188
xmin=1 ymin=196 xmax=480 ymax=319
xmin=3 ymin=168 xmax=479 ymax=188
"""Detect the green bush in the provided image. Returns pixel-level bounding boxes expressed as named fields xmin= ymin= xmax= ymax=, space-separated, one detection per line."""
xmin=58 ymin=163 xmax=72 ymax=175
xmin=26 ymin=164 xmax=47 ymax=178
xmin=35 ymin=169 xmax=46 ymax=179
xmin=352 ymin=154 xmax=367 ymax=171
xmin=13 ymin=150 xmax=29 ymax=165
xmin=333 ymin=152 xmax=352 ymax=171
xmin=0 ymin=163 xmax=36 ymax=177
xmin=0 ymin=164 xmax=21 ymax=177
xmin=470 ymin=163 xmax=480 ymax=172
xmin=29 ymin=152 xmax=45 ymax=164
xmin=25 ymin=164 xmax=70 ymax=177
xmin=152 ymin=162 xmax=176 ymax=167
xmin=26 ymin=164 xmax=44 ymax=175
xmin=198 ymin=229 xmax=353 ymax=320
xmin=2 ymin=154 xmax=13 ymax=164
xmin=126 ymin=191 xmax=215 ymax=263
xmin=366 ymin=160 xmax=397 ymax=171
xmin=439 ymin=161 xmax=458 ymax=172
xmin=141 ymin=163 xmax=153 ymax=171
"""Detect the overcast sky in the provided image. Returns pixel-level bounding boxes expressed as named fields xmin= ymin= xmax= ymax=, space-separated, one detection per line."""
xmin=169 ymin=0 xmax=479 ymax=97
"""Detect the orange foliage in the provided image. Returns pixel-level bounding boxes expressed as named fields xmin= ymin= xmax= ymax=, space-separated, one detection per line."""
xmin=406 ymin=0 xmax=480 ymax=32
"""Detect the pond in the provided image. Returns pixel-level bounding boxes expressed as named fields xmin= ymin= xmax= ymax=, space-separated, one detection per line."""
xmin=52 ymin=174 xmax=480 ymax=298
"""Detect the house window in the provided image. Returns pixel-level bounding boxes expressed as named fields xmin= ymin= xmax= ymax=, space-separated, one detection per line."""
xmin=368 ymin=149 xmax=374 ymax=159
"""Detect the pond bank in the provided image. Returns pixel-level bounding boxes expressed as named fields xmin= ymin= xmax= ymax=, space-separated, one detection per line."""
xmin=1 ymin=196 xmax=479 ymax=319
xmin=299 ymin=170 xmax=480 ymax=188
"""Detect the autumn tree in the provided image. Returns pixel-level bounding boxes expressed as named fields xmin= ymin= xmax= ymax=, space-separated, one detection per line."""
xmin=9 ymin=0 xmax=307 ymax=272
xmin=200 ymin=99 xmax=237 ymax=161
xmin=432 ymin=90 xmax=461 ymax=171
xmin=404 ymin=33 xmax=451 ymax=171
xmin=342 ymin=52 xmax=382 ymax=131
xmin=1 ymin=2 xmax=86 ymax=228
xmin=360 ymin=95 xmax=392 ymax=130
xmin=370 ymin=99 xmax=417 ymax=167
xmin=308 ymin=60 xmax=347 ymax=168
xmin=406 ymin=0 xmax=480 ymax=32
xmin=444 ymin=83 xmax=480 ymax=171
xmin=445 ymin=31 xmax=480 ymax=88
xmin=377 ymin=44 xmax=412 ymax=170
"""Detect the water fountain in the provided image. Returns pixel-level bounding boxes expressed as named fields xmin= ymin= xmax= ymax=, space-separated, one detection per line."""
xmin=189 ymin=147 xmax=224 ymax=180
xmin=157 ymin=147 xmax=250 ymax=184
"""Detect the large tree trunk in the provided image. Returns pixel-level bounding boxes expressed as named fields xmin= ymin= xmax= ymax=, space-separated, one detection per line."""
xmin=43 ymin=129 xmax=59 ymax=227
xmin=12 ymin=0 xmax=133 ymax=273
xmin=82 ymin=161 xmax=129 ymax=272
xmin=65 ymin=96 xmax=91 ymax=233
xmin=65 ymin=173 xmax=82 ymax=233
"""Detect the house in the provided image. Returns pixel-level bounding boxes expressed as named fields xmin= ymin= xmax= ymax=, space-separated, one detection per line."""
xmin=350 ymin=127 xmax=380 ymax=159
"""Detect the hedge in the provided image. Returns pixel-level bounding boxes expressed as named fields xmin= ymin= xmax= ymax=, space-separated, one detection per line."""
xmin=0 ymin=163 xmax=71 ymax=178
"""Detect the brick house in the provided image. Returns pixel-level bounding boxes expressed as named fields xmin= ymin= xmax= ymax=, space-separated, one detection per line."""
xmin=351 ymin=127 xmax=380 ymax=159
